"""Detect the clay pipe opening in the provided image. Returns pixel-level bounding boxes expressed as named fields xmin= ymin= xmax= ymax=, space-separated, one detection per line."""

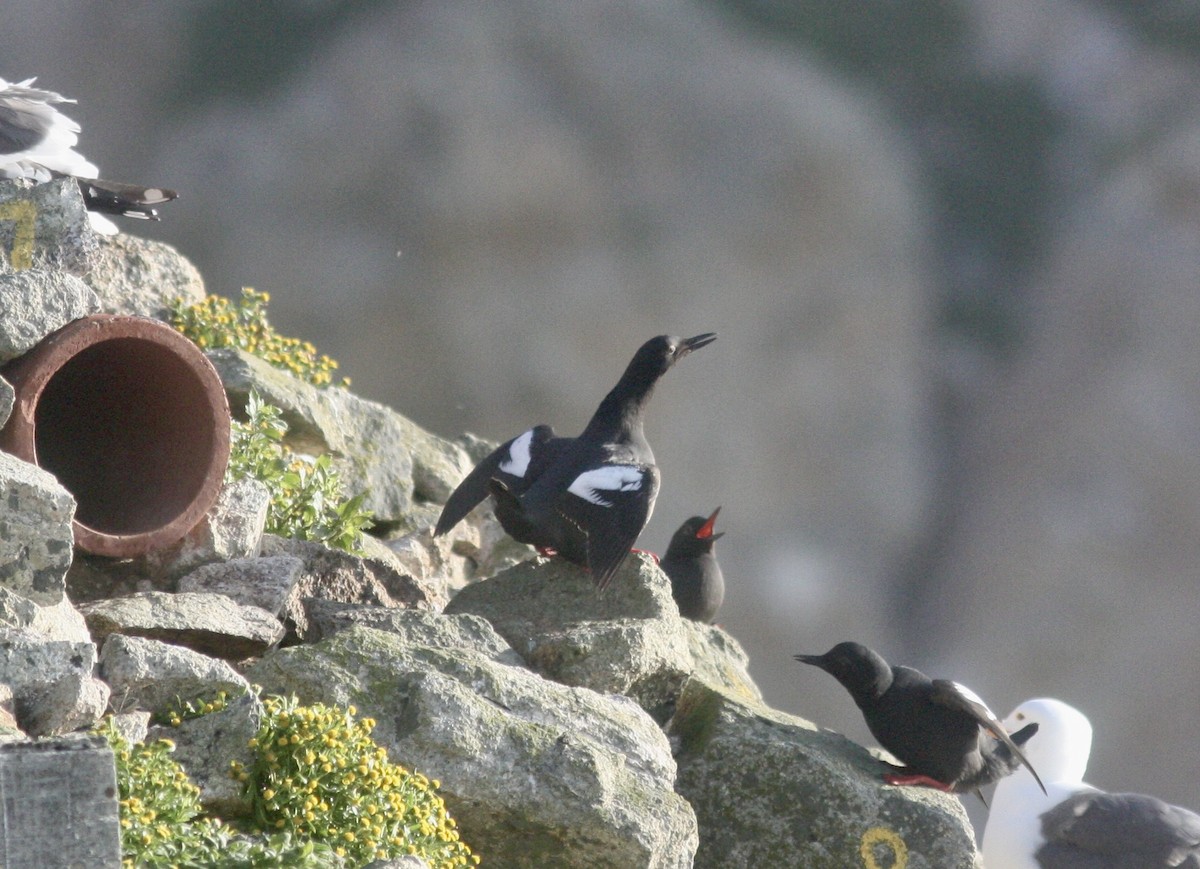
xmin=0 ymin=314 xmax=231 ymax=558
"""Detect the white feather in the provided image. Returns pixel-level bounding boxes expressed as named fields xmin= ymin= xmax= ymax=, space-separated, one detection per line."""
xmin=567 ymin=465 xmax=644 ymax=507
xmin=498 ymin=429 xmax=534 ymax=477
xmin=950 ymin=681 xmax=998 ymax=720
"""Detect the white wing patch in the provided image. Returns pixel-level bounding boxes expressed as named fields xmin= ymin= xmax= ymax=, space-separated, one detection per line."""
xmin=952 ymin=681 xmax=1000 ymax=722
xmin=498 ymin=429 xmax=535 ymax=478
xmin=567 ymin=465 xmax=645 ymax=507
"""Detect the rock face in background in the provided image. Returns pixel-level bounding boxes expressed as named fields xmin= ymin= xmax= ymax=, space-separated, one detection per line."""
xmin=0 ymin=2 xmax=934 ymax=751
xmin=4 ymin=0 xmax=1200 ymax=817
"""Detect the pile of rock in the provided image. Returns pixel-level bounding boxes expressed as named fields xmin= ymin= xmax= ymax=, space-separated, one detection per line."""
xmin=0 ymin=179 xmax=979 ymax=867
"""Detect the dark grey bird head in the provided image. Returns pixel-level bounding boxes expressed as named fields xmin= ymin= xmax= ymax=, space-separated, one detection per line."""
xmin=665 ymin=507 xmax=723 ymax=558
xmin=586 ymin=332 xmax=716 ymax=439
xmin=795 ymin=641 xmax=894 ymax=704
xmin=627 ymin=332 xmax=718 ymax=383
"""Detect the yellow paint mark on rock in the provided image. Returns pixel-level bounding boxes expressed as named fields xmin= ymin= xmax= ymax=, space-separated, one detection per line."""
xmin=0 ymin=200 xmax=37 ymax=270
xmin=860 ymin=826 xmax=907 ymax=869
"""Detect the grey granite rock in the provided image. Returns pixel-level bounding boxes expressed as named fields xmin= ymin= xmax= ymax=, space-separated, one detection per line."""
xmin=152 ymin=476 xmax=271 ymax=580
xmin=387 ymin=507 xmax=533 ymax=598
xmin=259 ymin=534 xmax=443 ymax=639
xmin=0 ymin=269 xmax=99 ymax=363
xmin=247 ymin=625 xmax=698 ymax=869
xmin=100 ymin=633 xmax=251 ymax=715
xmin=0 ymin=627 xmax=96 ymax=692
xmin=300 ymin=600 xmax=526 ymax=666
xmin=0 ymin=625 xmax=100 ymax=737
xmin=0 ymin=451 xmax=75 ymax=607
xmin=668 ymin=679 xmax=981 ymax=868
xmin=17 ymin=672 xmax=109 ymax=737
xmin=0 ymin=177 xmax=98 ymax=275
xmin=109 ymin=710 xmax=152 ymax=746
xmin=80 ymin=591 xmax=284 ymax=660
xmin=206 ymin=347 xmax=473 ymax=527
xmin=85 ymin=233 xmax=206 ymax=320
xmin=446 ymin=553 xmax=758 ymax=719
xmin=177 ymin=555 xmax=306 ymax=617
xmin=0 ymin=734 xmax=120 ymax=867
xmin=146 ymin=691 xmax=263 ymax=818
xmin=680 ymin=619 xmax=762 ymax=705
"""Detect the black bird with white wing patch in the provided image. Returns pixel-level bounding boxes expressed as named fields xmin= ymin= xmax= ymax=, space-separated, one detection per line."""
xmin=795 ymin=641 xmax=1045 ymax=796
xmin=0 ymin=77 xmax=176 ymax=235
xmin=662 ymin=507 xmax=724 ymax=623
xmin=435 ymin=332 xmax=716 ymax=590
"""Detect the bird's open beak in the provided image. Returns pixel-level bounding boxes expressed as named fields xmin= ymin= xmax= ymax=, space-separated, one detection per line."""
xmin=678 ymin=332 xmax=717 ymax=356
xmin=696 ymin=507 xmax=723 ymax=540
xmin=793 ymin=653 xmax=823 ymax=667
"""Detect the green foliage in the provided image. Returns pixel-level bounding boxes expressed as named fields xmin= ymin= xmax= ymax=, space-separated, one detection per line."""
xmin=227 ymin=390 xmax=374 ymax=553
xmin=101 ymin=718 xmax=342 ymax=867
xmin=102 ymin=693 xmax=478 ymax=868
xmin=232 ymin=695 xmax=478 ymax=868
xmin=169 ymin=287 xmax=348 ymax=388
xmin=103 ymin=718 xmax=224 ymax=867
xmin=155 ymin=689 xmax=233 ymax=728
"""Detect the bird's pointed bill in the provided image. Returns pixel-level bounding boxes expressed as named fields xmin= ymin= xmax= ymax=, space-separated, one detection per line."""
xmin=679 ymin=332 xmax=717 ymax=354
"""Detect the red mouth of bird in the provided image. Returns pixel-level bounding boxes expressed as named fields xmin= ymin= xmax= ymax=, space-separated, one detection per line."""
xmin=696 ymin=508 xmax=720 ymax=539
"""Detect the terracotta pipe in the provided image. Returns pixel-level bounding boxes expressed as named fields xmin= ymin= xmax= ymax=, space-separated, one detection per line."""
xmin=0 ymin=314 xmax=231 ymax=558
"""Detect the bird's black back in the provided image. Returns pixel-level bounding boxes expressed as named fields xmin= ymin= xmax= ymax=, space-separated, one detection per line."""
xmin=864 ymin=666 xmax=985 ymax=785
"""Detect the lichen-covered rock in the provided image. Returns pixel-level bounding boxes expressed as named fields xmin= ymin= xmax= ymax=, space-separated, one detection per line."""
xmin=205 ymin=347 xmax=474 ymax=526
xmin=246 ymin=625 xmax=699 ymax=869
xmin=99 ymin=633 xmax=251 ymax=715
xmin=0 ymin=625 xmax=100 ymax=739
xmin=445 ymin=553 xmax=758 ymax=719
xmin=668 ymin=679 xmax=981 ymax=868
xmin=17 ymin=672 xmax=109 ymax=737
xmin=259 ymin=534 xmax=443 ymax=639
xmin=0 ymin=269 xmax=100 ymax=362
xmin=0 ymin=177 xmax=97 ymax=275
xmin=300 ymin=600 xmax=526 ymax=666
xmin=146 ymin=691 xmax=263 ymax=818
xmin=388 ymin=505 xmax=534 ymax=597
xmin=85 ymin=233 xmax=205 ymax=320
xmin=681 ymin=620 xmax=762 ymax=705
xmin=177 ymin=555 xmax=305 ymax=617
xmin=151 ymin=476 xmax=271 ymax=581
xmin=0 ymin=452 xmax=75 ymax=605
xmin=80 ymin=591 xmax=284 ymax=660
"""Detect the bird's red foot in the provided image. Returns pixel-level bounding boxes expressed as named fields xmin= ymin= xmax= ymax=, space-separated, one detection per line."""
xmin=536 ymin=546 xmax=558 ymax=557
xmin=883 ymin=773 xmax=953 ymax=792
xmin=631 ymin=548 xmax=660 ymax=565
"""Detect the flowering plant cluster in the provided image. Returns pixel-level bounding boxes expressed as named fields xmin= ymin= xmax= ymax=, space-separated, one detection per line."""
xmin=169 ymin=287 xmax=347 ymax=388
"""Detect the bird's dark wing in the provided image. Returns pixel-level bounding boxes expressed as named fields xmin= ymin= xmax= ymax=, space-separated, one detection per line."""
xmin=434 ymin=425 xmax=556 ymax=536
xmin=931 ymin=679 xmax=1047 ymax=794
xmin=77 ymin=178 xmax=177 ymax=220
xmin=1039 ymin=791 xmax=1200 ymax=868
xmin=559 ymin=463 xmax=659 ymax=590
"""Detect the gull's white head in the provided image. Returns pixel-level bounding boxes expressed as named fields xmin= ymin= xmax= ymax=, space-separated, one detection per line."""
xmin=1003 ymin=697 xmax=1093 ymax=785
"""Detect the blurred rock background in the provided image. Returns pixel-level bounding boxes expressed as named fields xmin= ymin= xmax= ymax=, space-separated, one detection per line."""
xmin=4 ymin=0 xmax=1198 ymax=815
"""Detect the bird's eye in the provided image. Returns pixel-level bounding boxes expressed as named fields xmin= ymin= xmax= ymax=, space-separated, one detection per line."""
xmin=1015 ymin=712 xmax=1025 ymax=721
